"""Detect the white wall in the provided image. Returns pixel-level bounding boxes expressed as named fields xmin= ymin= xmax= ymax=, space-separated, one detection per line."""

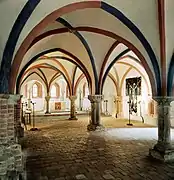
xmin=102 ymin=76 xmax=117 ymax=116
xmin=166 ymin=0 xmax=174 ymax=69
xmin=31 ymin=97 xmax=45 ymax=112
xmin=121 ymin=69 xmax=152 ymax=122
xmin=0 ymin=0 xmax=27 ymax=66
xmin=75 ymin=77 xmax=90 ymax=111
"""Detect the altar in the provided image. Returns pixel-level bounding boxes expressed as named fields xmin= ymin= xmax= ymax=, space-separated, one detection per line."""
xmin=50 ymin=101 xmax=67 ymax=111
xmin=55 ymin=102 xmax=66 ymax=110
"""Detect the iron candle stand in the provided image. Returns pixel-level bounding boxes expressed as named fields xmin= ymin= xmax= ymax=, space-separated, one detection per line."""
xmin=30 ymin=101 xmax=39 ymax=131
xmin=127 ymin=96 xmax=133 ymax=126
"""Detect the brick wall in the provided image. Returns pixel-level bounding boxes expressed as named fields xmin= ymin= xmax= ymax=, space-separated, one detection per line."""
xmin=0 ymin=95 xmax=24 ymax=179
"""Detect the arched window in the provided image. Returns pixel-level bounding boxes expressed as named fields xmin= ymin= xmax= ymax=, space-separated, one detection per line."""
xmin=51 ymin=85 xmax=57 ymax=97
xmin=50 ymin=83 xmax=60 ymax=98
xmin=32 ymin=82 xmax=42 ymax=98
xmin=32 ymin=84 xmax=38 ymax=97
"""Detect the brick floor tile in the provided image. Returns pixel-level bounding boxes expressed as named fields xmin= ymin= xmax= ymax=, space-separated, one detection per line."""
xmin=103 ymin=174 xmax=115 ymax=179
xmin=22 ymin=116 xmax=174 ymax=180
xmin=75 ymin=174 xmax=87 ymax=179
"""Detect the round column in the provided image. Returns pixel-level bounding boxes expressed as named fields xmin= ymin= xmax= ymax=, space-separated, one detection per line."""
xmin=45 ymin=95 xmax=51 ymax=114
xmin=87 ymin=95 xmax=104 ymax=131
xmin=149 ymin=96 xmax=174 ymax=162
xmin=155 ymin=97 xmax=173 ymax=151
xmin=114 ymin=96 xmax=122 ymax=118
xmin=69 ymin=96 xmax=77 ymax=120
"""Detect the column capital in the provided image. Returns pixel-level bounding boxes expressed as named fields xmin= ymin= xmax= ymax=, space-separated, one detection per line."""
xmin=0 ymin=94 xmax=22 ymax=104
xmin=153 ymin=96 xmax=174 ymax=106
xmin=114 ymin=96 xmax=122 ymax=102
xmin=69 ymin=95 xmax=77 ymax=101
xmin=9 ymin=94 xmax=22 ymax=104
xmin=0 ymin=94 xmax=10 ymax=99
xmin=45 ymin=95 xmax=51 ymax=101
xmin=88 ymin=95 xmax=104 ymax=103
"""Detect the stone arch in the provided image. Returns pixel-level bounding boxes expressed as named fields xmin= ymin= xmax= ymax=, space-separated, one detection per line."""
xmin=167 ymin=53 xmax=174 ymax=96
xmin=1 ymin=1 xmax=159 ymax=96
xmin=15 ymin=48 xmax=92 ymax=95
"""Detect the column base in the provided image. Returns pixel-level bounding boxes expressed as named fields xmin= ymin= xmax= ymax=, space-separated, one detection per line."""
xmin=69 ymin=117 xmax=78 ymax=120
xmin=149 ymin=144 xmax=174 ymax=162
xmin=30 ymin=127 xmax=40 ymax=131
xmin=87 ymin=124 xmax=105 ymax=131
xmin=102 ymin=112 xmax=111 ymax=117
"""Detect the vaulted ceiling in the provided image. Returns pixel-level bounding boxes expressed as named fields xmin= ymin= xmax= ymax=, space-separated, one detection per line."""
xmin=0 ymin=1 xmax=174 ymax=95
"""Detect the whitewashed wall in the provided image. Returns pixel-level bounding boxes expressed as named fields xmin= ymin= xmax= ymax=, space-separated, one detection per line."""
xmin=102 ymin=76 xmax=117 ymax=116
xmin=121 ymin=69 xmax=151 ymax=122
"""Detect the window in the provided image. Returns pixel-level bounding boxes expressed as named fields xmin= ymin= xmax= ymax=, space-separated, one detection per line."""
xmin=32 ymin=82 xmax=42 ymax=98
xmin=50 ymin=83 xmax=60 ymax=98
xmin=51 ymin=85 xmax=57 ymax=97
xmin=32 ymin=84 xmax=38 ymax=97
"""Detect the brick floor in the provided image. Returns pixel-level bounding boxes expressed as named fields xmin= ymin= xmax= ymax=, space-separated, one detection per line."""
xmin=21 ymin=116 xmax=174 ymax=180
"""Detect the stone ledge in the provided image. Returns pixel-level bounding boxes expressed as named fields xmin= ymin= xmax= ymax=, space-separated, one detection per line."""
xmin=149 ymin=148 xmax=174 ymax=162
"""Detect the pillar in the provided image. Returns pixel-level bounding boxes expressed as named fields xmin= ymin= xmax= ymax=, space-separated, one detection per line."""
xmin=69 ymin=96 xmax=77 ymax=120
xmin=114 ymin=96 xmax=122 ymax=118
xmin=149 ymin=97 xmax=174 ymax=162
xmin=27 ymin=87 xmax=32 ymax=110
xmin=0 ymin=94 xmax=24 ymax=179
xmin=87 ymin=95 xmax=104 ymax=131
xmin=13 ymin=95 xmax=24 ymax=142
xmin=45 ymin=95 xmax=51 ymax=114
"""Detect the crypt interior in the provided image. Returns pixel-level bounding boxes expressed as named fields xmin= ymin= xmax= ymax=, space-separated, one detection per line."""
xmin=0 ymin=0 xmax=174 ymax=180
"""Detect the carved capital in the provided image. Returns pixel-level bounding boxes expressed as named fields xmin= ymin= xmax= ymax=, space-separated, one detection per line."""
xmin=45 ymin=95 xmax=51 ymax=101
xmin=8 ymin=94 xmax=22 ymax=104
xmin=88 ymin=95 xmax=104 ymax=103
xmin=0 ymin=94 xmax=22 ymax=104
xmin=114 ymin=96 xmax=122 ymax=102
xmin=0 ymin=94 xmax=10 ymax=99
xmin=69 ymin=95 xmax=77 ymax=101
xmin=153 ymin=96 xmax=174 ymax=106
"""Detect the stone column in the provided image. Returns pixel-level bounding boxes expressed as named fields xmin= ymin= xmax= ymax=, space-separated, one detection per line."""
xmin=27 ymin=87 xmax=32 ymax=110
xmin=114 ymin=96 xmax=122 ymax=118
xmin=0 ymin=94 xmax=24 ymax=179
xmin=69 ymin=96 xmax=77 ymax=120
xmin=149 ymin=97 xmax=174 ymax=162
xmin=45 ymin=95 xmax=51 ymax=114
xmin=87 ymin=95 xmax=104 ymax=131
